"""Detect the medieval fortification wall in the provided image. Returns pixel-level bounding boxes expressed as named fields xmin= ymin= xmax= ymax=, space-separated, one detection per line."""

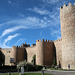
xmin=36 ymin=39 xmax=54 ymax=66
xmin=1 ymin=48 xmax=12 ymax=65
xmin=26 ymin=45 xmax=36 ymax=63
xmin=0 ymin=2 xmax=75 ymax=69
xmin=54 ymin=38 xmax=62 ymax=68
xmin=60 ymin=3 xmax=75 ymax=69
xmin=0 ymin=46 xmax=25 ymax=65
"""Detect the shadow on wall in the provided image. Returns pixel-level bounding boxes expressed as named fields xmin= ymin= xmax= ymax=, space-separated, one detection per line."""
xmin=53 ymin=44 xmax=57 ymax=65
xmin=54 ymin=44 xmax=61 ymax=68
xmin=59 ymin=61 xmax=61 ymax=68
xmin=0 ymin=51 xmax=5 ymax=66
xmin=24 ymin=48 xmax=27 ymax=61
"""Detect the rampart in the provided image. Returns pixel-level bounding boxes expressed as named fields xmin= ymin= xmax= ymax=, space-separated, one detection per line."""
xmin=1 ymin=48 xmax=12 ymax=65
xmin=26 ymin=45 xmax=36 ymax=63
xmin=0 ymin=46 xmax=25 ymax=65
xmin=60 ymin=2 xmax=75 ymax=69
xmin=54 ymin=38 xmax=62 ymax=68
xmin=16 ymin=46 xmax=25 ymax=63
xmin=36 ymin=39 xmax=54 ymax=66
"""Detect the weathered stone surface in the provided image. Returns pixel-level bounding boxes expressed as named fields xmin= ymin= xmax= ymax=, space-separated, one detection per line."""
xmin=60 ymin=3 xmax=75 ymax=69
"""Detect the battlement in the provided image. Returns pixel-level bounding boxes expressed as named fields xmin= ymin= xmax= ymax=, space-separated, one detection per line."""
xmin=54 ymin=38 xmax=62 ymax=42
xmin=36 ymin=39 xmax=53 ymax=43
xmin=12 ymin=46 xmax=24 ymax=49
xmin=60 ymin=2 xmax=75 ymax=10
xmin=31 ymin=44 xmax=36 ymax=47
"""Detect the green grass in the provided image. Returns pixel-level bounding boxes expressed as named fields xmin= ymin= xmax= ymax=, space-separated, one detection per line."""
xmin=24 ymin=73 xmax=53 ymax=75
xmin=0 ymin=73 xmax=53 ymax=75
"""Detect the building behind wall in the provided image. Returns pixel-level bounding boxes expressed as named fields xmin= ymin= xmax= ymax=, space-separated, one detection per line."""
xmin=0 ymin=2 xmax=75 ymax=69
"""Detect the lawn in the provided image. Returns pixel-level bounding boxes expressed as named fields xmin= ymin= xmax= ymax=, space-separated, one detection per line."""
xmin=0 ymin=73 xmax=53 ymax=75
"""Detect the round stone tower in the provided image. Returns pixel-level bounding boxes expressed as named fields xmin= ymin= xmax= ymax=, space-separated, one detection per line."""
xmin=60 ymin=3 xmax=75 ymax=69
xmin=36 ymin=40 xmax=44 ymax=65
xmin=11 ymin=46 xmax=17 ymax=64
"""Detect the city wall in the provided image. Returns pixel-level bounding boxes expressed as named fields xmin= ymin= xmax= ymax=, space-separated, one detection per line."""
xmin=1 ymin=48 xmax=12 ymax=66
xmin=54 ymin=38 xmax=62 ymax=68
xmin=26 ymin=45 xmax=36 ymax=63
xmin=16 ymin=46 xmax=25 ymax=63
xmin=36 ymin=39 xmax=55 ymax=66
xmin=60 ymin=3 xmax=75 ymax=69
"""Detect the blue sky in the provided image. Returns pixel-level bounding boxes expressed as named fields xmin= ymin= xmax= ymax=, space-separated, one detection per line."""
xmin=0 ymin=0 xmax=74 ymax=48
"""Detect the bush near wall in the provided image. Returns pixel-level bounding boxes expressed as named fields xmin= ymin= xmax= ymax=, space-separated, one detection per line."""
xmin=0 ymin=66 xmax=17 ymax=69
xmin=24 ymin=64 xmax=43 ymax=71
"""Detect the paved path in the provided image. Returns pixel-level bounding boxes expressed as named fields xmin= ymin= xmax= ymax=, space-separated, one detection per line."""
xmin=25 ymin=70 xmax=75 ymax=75
xmin=0 ymin=70 xmax=75 ymax=75
xmin=45 ymin=70 xmax=75 ymax=75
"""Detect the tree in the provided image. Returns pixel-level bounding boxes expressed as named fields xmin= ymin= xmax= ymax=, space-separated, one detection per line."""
xmin=31 ymin=55 xmax=36 ymax=66
xmin=52 ymin=57 xmax=57 ymax=68
xmin=17 ymin=60 xmax=26 ymax=70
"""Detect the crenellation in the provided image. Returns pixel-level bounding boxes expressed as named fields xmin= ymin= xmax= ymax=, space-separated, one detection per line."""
xmin=36 ymin=39 xmax=41 ymax=42
xmin=68 ymin=2 xmax=72 ymax=6
xmin=60 ymin=7 xmax=63 ymax=9
xmin=54 ymin=38 xmax=62 ymax=42
xmin=46 ymin=39 xmax=47 ymax=42
xmin=74 ymin=3 xmax=75 ymax=5
xmin=42 ymin=39 xmax=44 ymax=42
xmin=60 ymin=3 xmax=75 ymax=11
xmin=63 ymin=4 xmax=67 ymax=8
xmin=48 ymin=40 xmax=49 ymax=43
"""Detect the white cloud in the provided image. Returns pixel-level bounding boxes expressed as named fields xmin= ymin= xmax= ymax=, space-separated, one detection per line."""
xmin=51 ymin=29 xmax=61 ymax=39
xmin=7 ymin=0 xmax=19 ymax=8
xmin=19 ymin=13 xmax=25 ymax=17
xmin=42 ymin=0 xmax=59 ymax=4
xmin=8 ymin=0 xmax=12 ymax=4
xmin=0 ymin=17 xmax=49 ymax=27
xmin=0 ymin=34 xmax=19 ymax=48
xmin=14 ymin=38 xmax=26 ymax=45
xmin=0 ymin=26 xmax=26 ymax=38
xmin=0 ymin=43 xmax=9 ymax=48
xmin=27 ymin=7 xmax=50 ymax=15
xmin=0 ymin=17 xmax=52 ymax=38
xmin=3 ymin=34 xmax=20 ymax=46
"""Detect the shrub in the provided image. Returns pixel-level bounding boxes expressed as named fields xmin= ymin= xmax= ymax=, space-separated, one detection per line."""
xmin=17 ymin=60 xmax=26 ymax=69
xmin=36 ymin=65 xmax=43 ymax=71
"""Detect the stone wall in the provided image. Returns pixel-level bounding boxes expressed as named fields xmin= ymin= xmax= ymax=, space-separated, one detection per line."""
xmin=43 ymin=40 xmax=54 ymax=66
xmin=16 ymin=46 xmax=25 ymax=63
xmin=54 ymin=39 xmax=62 ymax=68
xmin=60 ymin=3 xmax=75 ymax=69
xmin=1 ymin=48 xmax=12 ymax=66
xmin=36 ymin=39 xmax=54 ymax=66
xmin=26 ymin=45 xmax=36 ymax=63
